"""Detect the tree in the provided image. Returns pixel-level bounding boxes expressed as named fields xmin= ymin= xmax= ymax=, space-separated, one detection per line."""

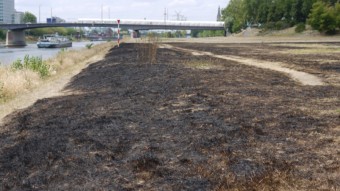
xmin=222 ymin=0 xmax=339 ymax=34
xmin=335 ymin=3 xmax=340 ymax=27
xmin=222 ymin=0 xmax=246 ymax=33
xmin=23 ymin=12 xmax=37 ymax=23
xmin=308 ymin=1 xmax=339 ymax=34
xmin=0 ymin=30 xmax=6 ymax=40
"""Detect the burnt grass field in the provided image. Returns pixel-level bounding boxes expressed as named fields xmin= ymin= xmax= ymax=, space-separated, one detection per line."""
xmin=0 ymin=43 xmax=339 ymax=190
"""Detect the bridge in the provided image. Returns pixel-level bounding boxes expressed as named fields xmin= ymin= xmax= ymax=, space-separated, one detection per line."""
xmin=0 ymin=20 xmax=226 ymax=47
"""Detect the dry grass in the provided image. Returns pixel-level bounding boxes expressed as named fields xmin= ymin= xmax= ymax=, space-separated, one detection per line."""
xmin=136 ymin=34 xmax=161 ymax=64
xmin=0 ymin=67 xmax=40 ymax=102
xmin=0 ymin=42 xmax=114 ymax=103
xmin=184 ymin=59 xmax=226 ymax=70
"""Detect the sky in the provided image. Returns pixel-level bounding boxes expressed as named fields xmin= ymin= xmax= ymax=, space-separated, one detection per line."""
xmin=15 ymin=0 xmax=229 ymax=22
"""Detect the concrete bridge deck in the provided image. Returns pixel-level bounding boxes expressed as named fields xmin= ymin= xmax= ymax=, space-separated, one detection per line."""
xmin=0 ymin=20 xmax=225 ymax=46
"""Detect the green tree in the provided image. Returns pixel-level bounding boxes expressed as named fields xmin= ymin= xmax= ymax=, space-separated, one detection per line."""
xmin=335 ymin=3 xmax=340 ymax=27
xmin=23 ymin=12 xmax=37 ymax=23
xmin=0 ymin=30 xmax=6 ymax=40
xmin=308 ymin=1 xmax=328 ymax=30
xmin=222 ymin=0 xmax=246 ymax=33
xmin=308 ymin=1 xmax=339 ymax=34
xmin=222 ymin=0 xmax=339 ymax=34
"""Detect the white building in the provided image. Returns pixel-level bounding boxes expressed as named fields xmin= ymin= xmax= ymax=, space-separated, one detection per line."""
xmin=0 ymin=0 xmax=15 ymax=23
xmin=14 ymin=11 xmax=24 ymax=24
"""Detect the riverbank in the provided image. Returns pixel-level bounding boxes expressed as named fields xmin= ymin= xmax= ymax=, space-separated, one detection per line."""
xmin=0 ymin=42 xmax=115 ymax=122
xmin=0 ymin=39 xmax=339 ymax=190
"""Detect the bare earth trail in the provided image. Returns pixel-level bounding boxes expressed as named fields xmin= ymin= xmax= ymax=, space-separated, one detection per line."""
xmin=162 ymin=44 xmax=324 ymax=86
xmin=0 ymin=43 xmax=339 ymax=190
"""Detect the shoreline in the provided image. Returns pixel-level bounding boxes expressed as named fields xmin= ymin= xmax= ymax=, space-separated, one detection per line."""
xmin=0 ymin=42 xmax=115 ymax=123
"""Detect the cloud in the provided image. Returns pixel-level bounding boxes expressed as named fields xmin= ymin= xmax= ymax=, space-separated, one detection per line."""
xmin=131 ymin=2 xmax=151 ymax=8
xmin=168 ymin=0 xmax=197 ymax=7
xmin=14 ymin=0 xmax=229 ymax=21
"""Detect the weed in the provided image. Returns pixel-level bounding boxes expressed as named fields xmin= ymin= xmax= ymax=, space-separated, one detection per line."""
xmin=11 ymin=55 xmax=50 ymax=78
xmin=136 ymin=33 xmax=160 ymax=64
xmin=86 ymin=43 xmax=94 ymax=49
xmin=295 ymin=23 xmax=306 ymax=33
xmin=11 ymin=59 xmax=23 ymax=70
xmin=0 ymin=81 xmax=4 ymax=100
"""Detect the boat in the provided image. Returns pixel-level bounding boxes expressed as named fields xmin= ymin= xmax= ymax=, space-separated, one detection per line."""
xmin=37 ymin=33 xmax=72 ymax=48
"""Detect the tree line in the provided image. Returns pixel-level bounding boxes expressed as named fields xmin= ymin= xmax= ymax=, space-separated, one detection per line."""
xmin=222 ymin=0 xmax=340 ymax=34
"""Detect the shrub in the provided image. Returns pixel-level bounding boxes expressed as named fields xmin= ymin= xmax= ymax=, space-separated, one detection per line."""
xmin=308 ymin=1 xmax=338 ymax=34
xmin=86 ymin=43 xmax=94 ymax=49
xmin=11 ymin=55 xmax=50 ymax=78
xmin=336 ymin=3 xmax=340 ymax=28
xmin=0 ymin=29 xmax=6 ymax=40
xmin=295 ymin=23 xmax=306 ymax=33
xmin=12 ymin=59 xmax=23 ymax=70
xmin=274 ymin=20 xmax=291 ymax=30
xmin=0 ymin=81 xmax=4 ymax=100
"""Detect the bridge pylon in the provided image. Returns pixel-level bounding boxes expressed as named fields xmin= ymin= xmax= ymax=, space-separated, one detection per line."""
xmin=6 ymin=30 xmax=27 ymax=47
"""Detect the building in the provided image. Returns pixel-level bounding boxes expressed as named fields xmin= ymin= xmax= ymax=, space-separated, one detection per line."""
xmin=47 ymin=16 xmax=66 ymax=23
xmin=0 ymin=0 xmax=15 ymax=23
xmin=217 ymin=6 xmax=222 ymax=21
xmin=14 ymin=11 xmax=24 ymax=24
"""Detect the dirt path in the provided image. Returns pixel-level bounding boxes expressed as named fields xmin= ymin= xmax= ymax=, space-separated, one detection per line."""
xmin=0 ymin=55 xmax=105 ymax=125
xmin=162 ymin=44 xmax=324 ymax=86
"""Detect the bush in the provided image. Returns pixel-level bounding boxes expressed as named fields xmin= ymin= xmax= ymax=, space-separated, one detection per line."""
xmin=0 ymin=30 xmax=5 ymax=40
xmin=308 ymin=1 xmax=339 ymax=34
xmin=85 ymin=43 xmax=94 ymax=49
xmin=295 ymin=23 xmax=306 ymax=33
xmin=12 ymin=55 xmax=50 ymax=78
xmin=0 ymin=81 xmax=4 ymax=100
xmin=274 ymin=20 xmax=291 ymax=30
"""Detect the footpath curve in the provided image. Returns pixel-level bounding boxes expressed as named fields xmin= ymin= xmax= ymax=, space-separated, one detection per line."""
xmin=162 ymin=44 xmax=324 ymax=86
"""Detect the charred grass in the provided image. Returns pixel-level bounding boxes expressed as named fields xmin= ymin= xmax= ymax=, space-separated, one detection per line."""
xmin=0 ymin=43 xmax=339 ymax=190
xmin=173 ymin=42 xmax=340 ymax=85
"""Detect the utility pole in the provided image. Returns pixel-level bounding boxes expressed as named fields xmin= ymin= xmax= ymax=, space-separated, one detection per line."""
xmin=164 ymin=8 xmax=167 ymax=24
xmin=108 ymin=7 xmax=110 ymax=19
xmin=101 ymin=4 xmax=103 ymax=23
xmin=39 ymin=4 xmax=41 ymax=23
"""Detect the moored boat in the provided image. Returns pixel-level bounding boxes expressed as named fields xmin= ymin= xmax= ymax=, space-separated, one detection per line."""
xmin=37 ymin=34 xmax=72 ymax=48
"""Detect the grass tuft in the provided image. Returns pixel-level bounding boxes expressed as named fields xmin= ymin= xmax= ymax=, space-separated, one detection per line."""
xmin=86 ymin=43 xmax=94 ymax=49
xmin=11 ymin=55 xmax=50 ymax=78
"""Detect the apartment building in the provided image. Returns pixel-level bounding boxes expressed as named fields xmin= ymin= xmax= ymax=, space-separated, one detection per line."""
xmin=0 ymin=0 xmax=15 ymax=24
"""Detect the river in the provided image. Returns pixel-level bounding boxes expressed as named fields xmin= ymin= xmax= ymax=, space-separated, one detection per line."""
xmin=0 ymin=41 xmax=102 ymax=66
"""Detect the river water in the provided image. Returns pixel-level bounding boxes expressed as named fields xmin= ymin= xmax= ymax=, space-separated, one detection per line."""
xmin=0 ymin=42 xmax=102 ymax=66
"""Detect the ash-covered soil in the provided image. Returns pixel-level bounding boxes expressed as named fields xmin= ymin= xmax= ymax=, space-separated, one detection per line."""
xmin=173 ymin=42 xmax=340 ymax=85
xmin=0 ymin=43 xmax=339 ymax=190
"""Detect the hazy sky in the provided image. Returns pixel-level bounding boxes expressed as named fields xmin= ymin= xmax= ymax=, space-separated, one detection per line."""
xmin=15 ymin=0 xmax=229 ymax=22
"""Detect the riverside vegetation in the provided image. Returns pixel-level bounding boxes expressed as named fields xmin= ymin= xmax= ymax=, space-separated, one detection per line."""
xmin=0 ymin=42 xmax=114 ymax=103
xmin=222 ymin=0 xmax=340 ymax=34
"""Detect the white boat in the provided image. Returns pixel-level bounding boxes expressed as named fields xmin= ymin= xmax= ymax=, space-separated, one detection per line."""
xmin=37 ymin=34 xmax=72 ymax=48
